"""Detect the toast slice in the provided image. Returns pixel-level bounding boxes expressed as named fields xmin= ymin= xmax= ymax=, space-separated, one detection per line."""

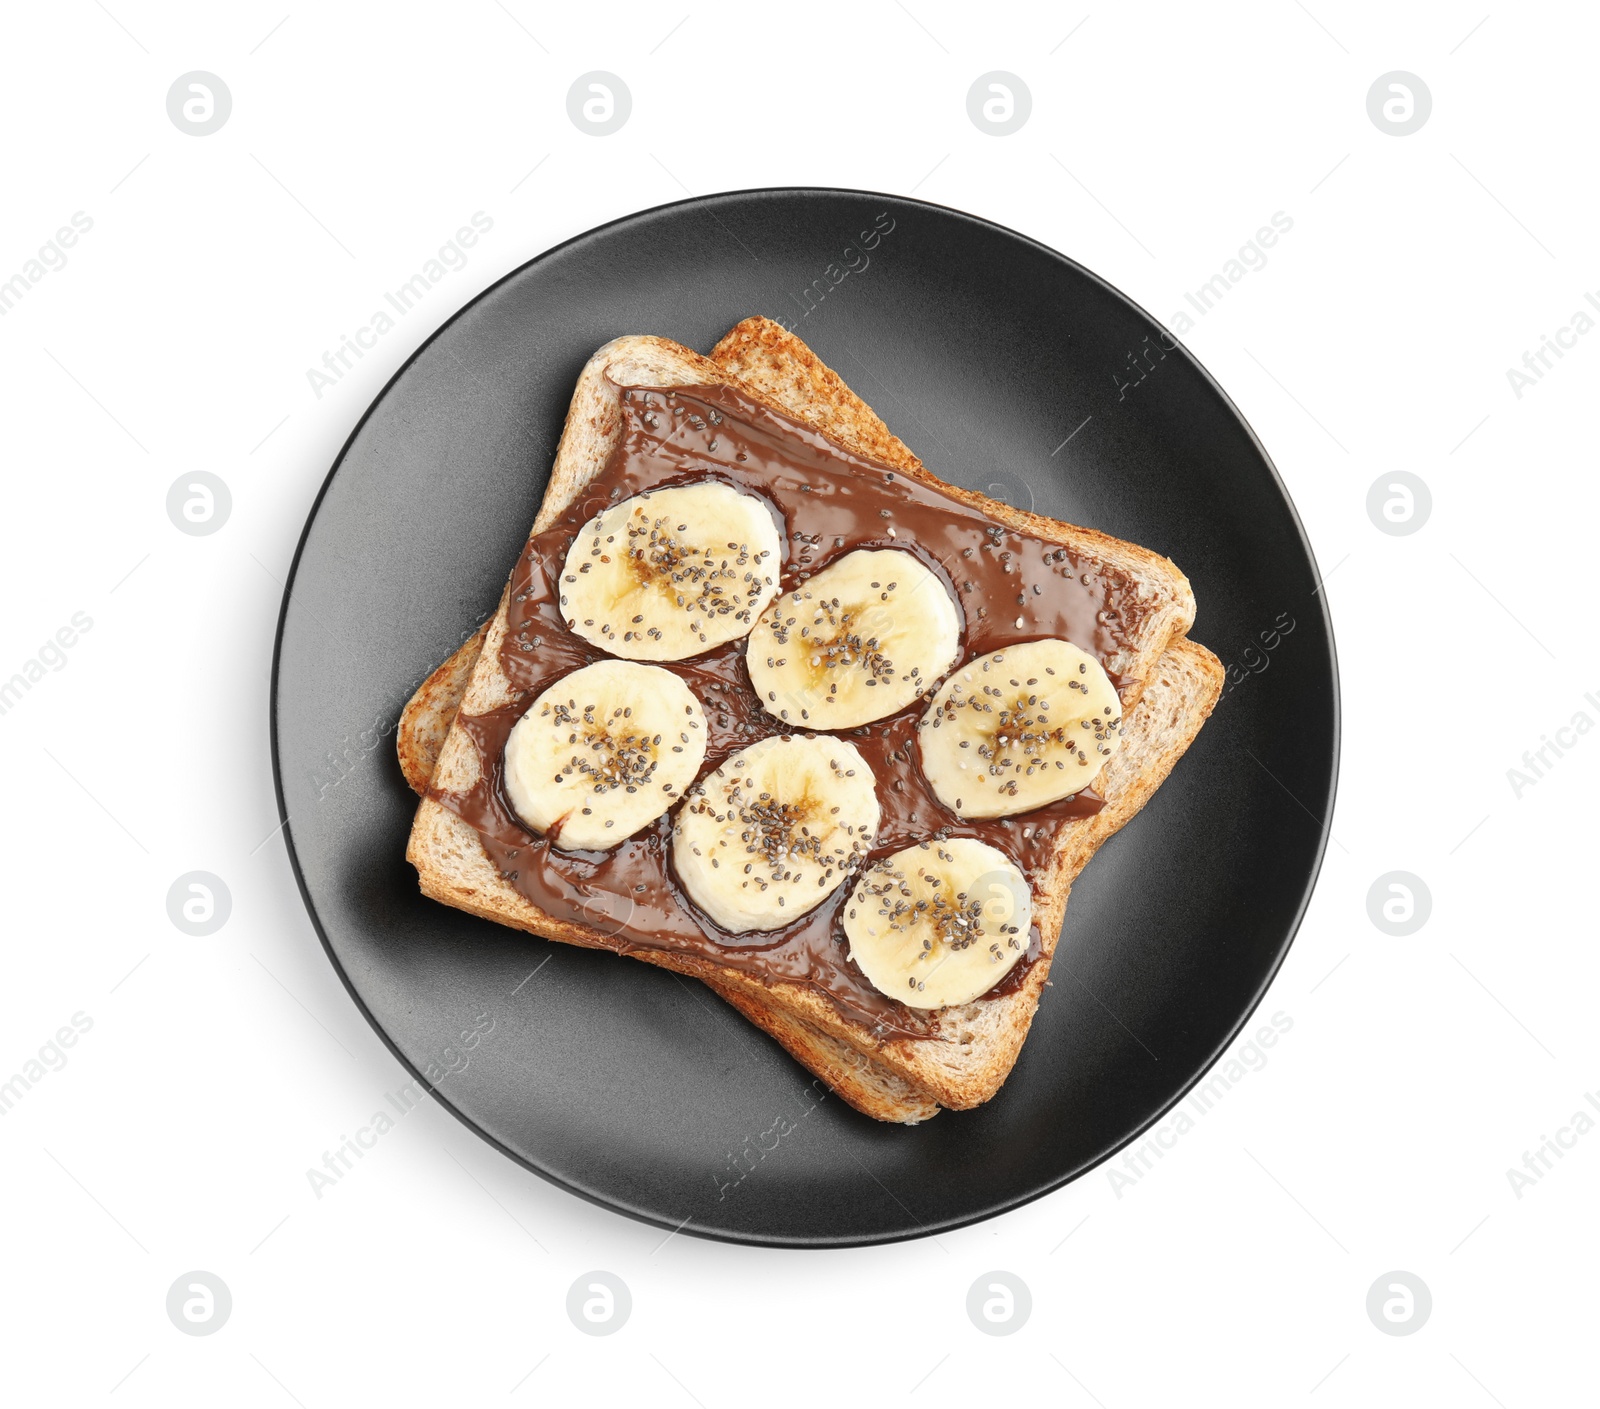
xmin=405 ymin=320 xmax=1223 ymax=1116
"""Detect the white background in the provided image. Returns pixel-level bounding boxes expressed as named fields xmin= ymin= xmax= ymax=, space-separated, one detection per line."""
xmin=2 ymin=1 xmax=1595 ymax=1403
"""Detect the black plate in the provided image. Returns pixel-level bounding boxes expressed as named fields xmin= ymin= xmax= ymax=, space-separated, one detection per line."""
xmin=271 ymin=189 xmax=1337 ymax=1247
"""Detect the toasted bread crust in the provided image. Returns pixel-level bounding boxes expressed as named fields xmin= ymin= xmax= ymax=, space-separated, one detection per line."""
xmin=709 ymin=317 xmax=923 ymax=471
xmin=397 ymin=623 xmax=489 ymax=795
xmin=404 ymin=319 xmax=1221 ymax=1117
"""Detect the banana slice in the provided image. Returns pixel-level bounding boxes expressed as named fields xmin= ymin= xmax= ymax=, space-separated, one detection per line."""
xmin=503 ymin=659 xmax=707 ymax=850
xmin=559 ymin=482 xmax=782 ymax=661
xmin=917 ymin=638 xmax=1122 ymax=818
xmin=745 ymin=549 xmax=961 ymax=727
xmin=672 ymin=734 xmax=880 ymax=933
xmin=844 ymin=838 xmax=1032 ymax=1009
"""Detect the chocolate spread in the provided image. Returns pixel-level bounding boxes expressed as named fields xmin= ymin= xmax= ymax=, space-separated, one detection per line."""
xmin=432 ymin=384 xmax=1147 ymax=1037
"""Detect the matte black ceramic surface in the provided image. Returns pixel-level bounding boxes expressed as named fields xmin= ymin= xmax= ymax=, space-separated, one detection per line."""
xmin=271 ymin=189 xmax=1338 ymax=1247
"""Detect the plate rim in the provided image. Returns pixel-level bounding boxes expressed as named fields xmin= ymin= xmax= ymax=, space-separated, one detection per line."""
xmin=269 ymin=185 xmax=1341 ymax=1249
